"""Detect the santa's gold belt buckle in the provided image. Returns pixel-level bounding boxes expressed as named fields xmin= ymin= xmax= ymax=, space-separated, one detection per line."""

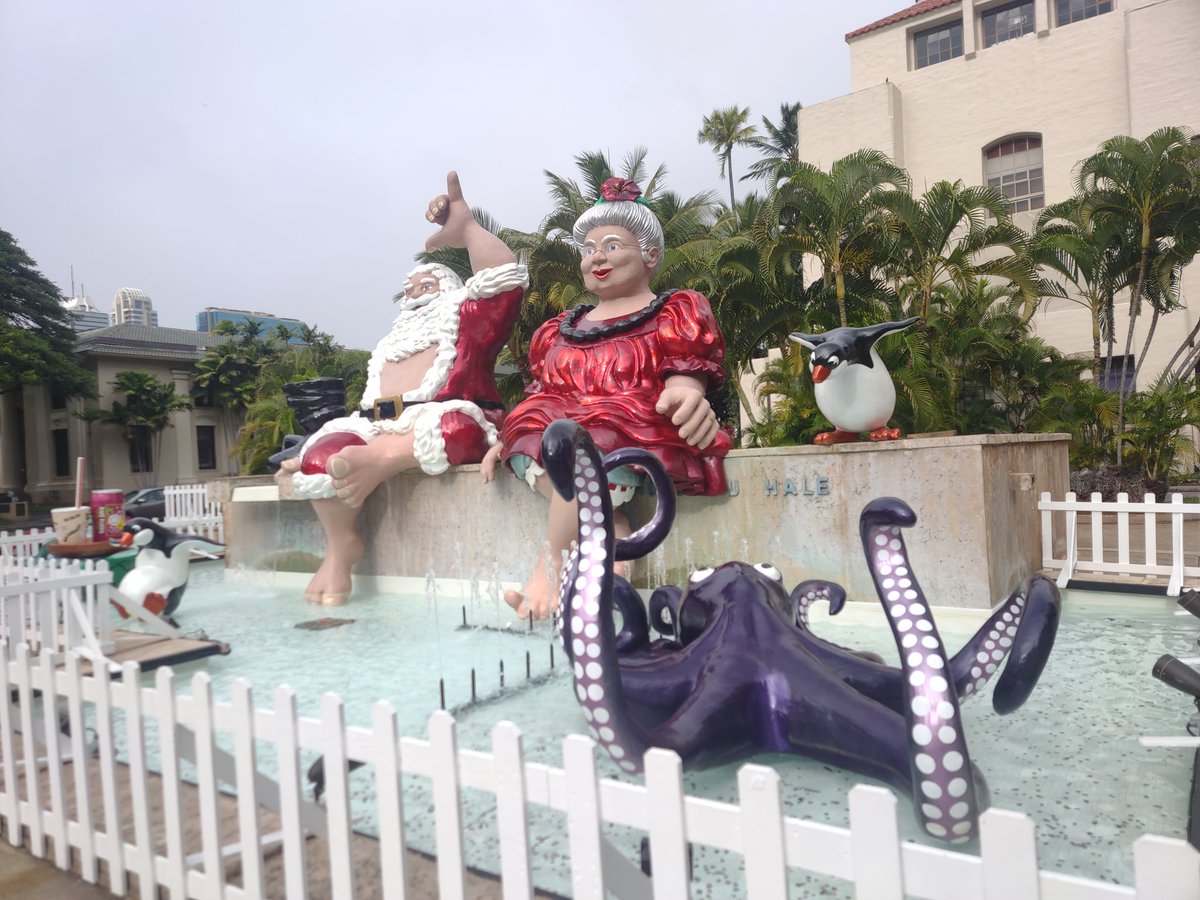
xmin=371 ymin=396 xmax=404 ymax=421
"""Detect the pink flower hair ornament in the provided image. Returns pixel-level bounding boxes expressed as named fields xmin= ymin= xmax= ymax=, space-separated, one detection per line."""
xmin=598 ymin=177 xmax=649 ymax=205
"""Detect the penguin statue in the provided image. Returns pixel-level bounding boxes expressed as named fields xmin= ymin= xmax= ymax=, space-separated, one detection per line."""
xmin=790 ymin=316 xmax=920 ymax=445
xmin=114 ymin=518 xmax=225 ymax=618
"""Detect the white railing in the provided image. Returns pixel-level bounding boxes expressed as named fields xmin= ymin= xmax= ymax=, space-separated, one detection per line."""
xmin=1039 ymin=491 xmax=1200 ymax=595
xmin=0 ymin=526 xmax=56 ymax=564
xmin=0 ymin=559 xmax=115 ymax=664
xmin=164 ymin=484 xmax=224 ymax=544
xmin=0 ymin=640 xmax=1195 ymax=900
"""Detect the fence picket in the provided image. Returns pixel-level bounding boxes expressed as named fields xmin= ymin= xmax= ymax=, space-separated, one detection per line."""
xmin=738 ymin=764 xmax=787 ymax=899
xmin=1040 ymin=492 xmax=1054 ymax=567
xmin=1142 ymin=494 xmax=1157 ymax=568
xmin=155 ymin=668 xmax=188 ymax=898
xmin=644 ymin=748 xmax=689 ymax=900
xmin=492 ymin=722 xmax=531 ymax=900
xmin=16 ymin=644 xmax=44 ymax=858
xmin=273 ymin=686 xmax=309 ymax=899
xmin=1170 ymin=495 xmax=1186 ymax=596
xmin=64 ymin=652 xmax=96 ymax=882
xmin=848 ymin=785 xmax=903 ymax=898
xmin=231 ymin=678 xmax=265 ymax=898
xmin=980 ymin=809 xmax=1039 ymax=898
xmin=1090 ymin=492 xmax=1104 ymax=565
xmin=563 ymin=735 xmax=605 ymax=900
xmin=121 ymin=662 xmax=155 ymax=900
xmin=94 ymin=659 xmax=127 ymax=894
xmin=373 ymin=702 xmax=409 ymax=899
xmin=1116 ymin=492 xmax=1131 ymax=567
xmin=0 ymin=641 xmax=21 ymax=846
xmin=321 ymin=692 xmax=356 ymax=900
xmin=429 ymin=709 xmax=467 ymax=899
xmin=1132 ymin=834 xmax=1200 ymax=899
xmin=190 ymin=672 xmax=226 ymax=898
xmin=39 ymin=649 xmax=68 ymax=868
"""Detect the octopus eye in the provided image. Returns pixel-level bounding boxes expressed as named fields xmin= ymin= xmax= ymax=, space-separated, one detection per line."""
xmin=753 ymin=563 xmax=783 ymax=581
xmin=688 ymin=567 xmax=715 ymax=583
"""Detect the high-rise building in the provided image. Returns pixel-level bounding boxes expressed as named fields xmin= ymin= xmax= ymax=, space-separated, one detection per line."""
xmin=62 ymin=296 xmax=109 ymax=332
xmin=111 ymin=288 xmax=158 ymax=327
xmin=195 ymin=307 xmax=307 ymax=342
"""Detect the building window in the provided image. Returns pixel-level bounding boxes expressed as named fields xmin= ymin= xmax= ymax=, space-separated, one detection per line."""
xmin=129 ymin=426 xmax=153 ymax=474
xmin=1056 ymin=0 xmax=1113 ymax=25
xmin=1098 ymin=355 xmax=1135 ymax=392
xmin=984 ymin=135 xmax=1045 ymax=213
xmin=982 ymin=1 xmax=1034 ymax=47
xmin=50 ymin=386 xmax=67 ymax=410
xmin=52 ymin=428 xmax=69 ymax=477
xmin=197 ymin=425 xmax=217 ymax=470
xmin=914 ymin=21 xmax=963 ymax=69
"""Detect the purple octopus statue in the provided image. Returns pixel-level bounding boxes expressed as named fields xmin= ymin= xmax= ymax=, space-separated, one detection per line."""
xmin=544 ymin=418 xmax=1060 ymax=844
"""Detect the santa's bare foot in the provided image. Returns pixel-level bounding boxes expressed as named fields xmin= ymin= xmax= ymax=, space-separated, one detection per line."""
xmin=304 ymin=531 xmax=364 ymax=604
xmin=328 ymin=434 xmax=415 ymax=507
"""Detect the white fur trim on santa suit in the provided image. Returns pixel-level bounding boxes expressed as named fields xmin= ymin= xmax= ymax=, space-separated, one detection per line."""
xmin=363 ymin=262 xmax=528 ymax=406
xmin=289 ymin=401 xmax=499 ymax=500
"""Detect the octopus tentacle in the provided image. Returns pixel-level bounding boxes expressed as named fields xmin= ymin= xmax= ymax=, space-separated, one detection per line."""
xmin=542 ymin=420 xmax=652 ymax=772
xmin=950 ymin=575 xmax=1060 ymax=713
xmin=601 ymin=446 xmax=676 ymax=562
xmin=790 ymin=579 xmax=847 ymax=629
xmin=648 ymin=585 xmax=683 ymax=643
xmin=860 ymin=497 xmax=982 ymax=843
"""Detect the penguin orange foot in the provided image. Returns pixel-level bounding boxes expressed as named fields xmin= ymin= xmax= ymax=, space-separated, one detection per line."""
xmin=814 ymin=429 xmax=860 ymax=445
xmin=868 ymin=425 xmax=902 ymax=441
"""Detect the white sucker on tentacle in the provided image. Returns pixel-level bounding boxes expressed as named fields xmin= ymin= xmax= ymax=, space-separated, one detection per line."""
xmin=860 ymin=497 xmax=982 ymax=843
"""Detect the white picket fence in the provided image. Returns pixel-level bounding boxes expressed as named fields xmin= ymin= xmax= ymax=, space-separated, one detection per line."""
xmin=0 ymin=638 xmax=1195 ymax=899
xmin=1039 ymin=491 xmax=1200 ymax=595
xmin=164 ymin=484 xmax=224 ymax=544
xmin=0 ymin=526 xmax=56 ymax=563
xmin=0 ymin=558 xmax=115 ymax=665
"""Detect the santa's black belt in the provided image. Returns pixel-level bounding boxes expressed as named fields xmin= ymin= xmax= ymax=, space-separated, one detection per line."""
xmin=361 ymin=397 xmax=504 ymax=422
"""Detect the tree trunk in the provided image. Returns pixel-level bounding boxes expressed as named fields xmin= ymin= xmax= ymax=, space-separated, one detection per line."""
xmin=726 ymin=149 xmax=736 ymax=218
xmin=834 ymin=265 xmax=848 ymax=327
xmin=1116 ymin=225 xmax=1154 ymax=468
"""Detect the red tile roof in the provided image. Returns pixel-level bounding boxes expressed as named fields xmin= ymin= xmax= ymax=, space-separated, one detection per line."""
xmin=846 ymin=0 xmax=961 ymax=40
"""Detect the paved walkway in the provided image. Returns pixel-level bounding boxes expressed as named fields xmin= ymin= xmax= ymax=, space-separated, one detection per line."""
xmin=0 ymin=840 xmax=110 ymax=899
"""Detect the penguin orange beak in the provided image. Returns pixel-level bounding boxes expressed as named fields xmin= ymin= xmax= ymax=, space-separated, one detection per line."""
xmin=812 ymin=365 xmax=831 ymax=384
xmin=118 ymin=532 xmax=134 ymax=548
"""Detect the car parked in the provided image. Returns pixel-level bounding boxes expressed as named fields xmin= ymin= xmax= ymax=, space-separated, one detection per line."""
xmin=124 ymin=487 xmax=166 ymax=520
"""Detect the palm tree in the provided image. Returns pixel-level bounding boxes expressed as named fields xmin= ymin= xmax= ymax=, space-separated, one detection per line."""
xmin=741 ymin=102 xmax=802 ymax=186
xmin=697 ymin=106 xmax=758 ymax=212
xmin=1033 ymin=196 xmax=1136 ymax=380
xmin=879 ymin=179 xmax=1040 ymax=321
xmin=1076 ymin=126 xmax=1200 ymax=463
xmin=768 ymin=149 xmax=909 ymax=327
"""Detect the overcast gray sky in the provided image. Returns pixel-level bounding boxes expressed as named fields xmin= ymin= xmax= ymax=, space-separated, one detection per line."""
xmin=2 ymin=1 xmax=903 ymax=350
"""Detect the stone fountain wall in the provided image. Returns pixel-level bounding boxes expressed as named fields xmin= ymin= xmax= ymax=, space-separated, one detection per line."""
xmin=214 ymin=433 xmax=1069 ymax=610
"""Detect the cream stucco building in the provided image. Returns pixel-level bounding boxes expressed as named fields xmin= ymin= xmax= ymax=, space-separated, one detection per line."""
xmin=789 ymin=0 xmax=1199 ymax=391
xmin=0 ymin=325 xmax=241 ymax=504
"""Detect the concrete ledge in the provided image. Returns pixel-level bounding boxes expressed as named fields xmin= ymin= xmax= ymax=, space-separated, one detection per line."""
xmin=222 ymin=434 xmax=1070 ymax=610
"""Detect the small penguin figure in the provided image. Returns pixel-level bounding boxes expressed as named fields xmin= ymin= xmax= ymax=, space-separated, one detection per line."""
xmin=115 ymin=518 xmax=224 ymax=618
xmin=790 ymin=316 xmax=920 ymax=445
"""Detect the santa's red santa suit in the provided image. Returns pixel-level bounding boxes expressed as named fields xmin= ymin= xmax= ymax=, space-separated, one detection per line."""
xmin=290 ymin=261 xmax=526 ymax=499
